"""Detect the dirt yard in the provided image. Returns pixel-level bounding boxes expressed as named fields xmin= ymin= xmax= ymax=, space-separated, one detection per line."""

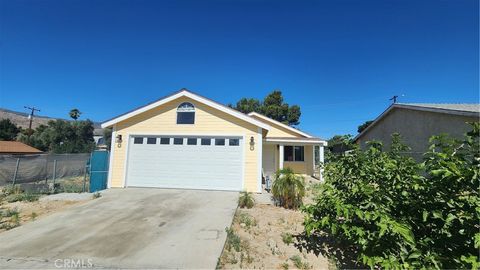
xmin=0 ymin=189 xmax=91 ymax=233
xmin=218 ymin=178 xmax=332 ymax=270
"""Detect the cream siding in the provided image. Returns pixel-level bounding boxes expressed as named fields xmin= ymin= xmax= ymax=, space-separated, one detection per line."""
xmin=110 ymin=96 xmax=261 ymax=192
xmin=249 ymin=115 xmax=301 ymax=138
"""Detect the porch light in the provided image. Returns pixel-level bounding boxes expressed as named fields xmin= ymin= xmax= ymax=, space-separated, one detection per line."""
xmin=116 ymin=134 xmax=123 ymax=146
xmin=249 ymin=136 xmax=255 ymax=150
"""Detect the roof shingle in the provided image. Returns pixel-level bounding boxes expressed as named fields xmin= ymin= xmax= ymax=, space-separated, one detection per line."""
xmin=0 ymin=141 xmax=43 ymax=154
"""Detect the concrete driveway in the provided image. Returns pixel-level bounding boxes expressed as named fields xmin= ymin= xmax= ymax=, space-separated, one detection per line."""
xmin=0 ymin=188 xmax=238 ymax=269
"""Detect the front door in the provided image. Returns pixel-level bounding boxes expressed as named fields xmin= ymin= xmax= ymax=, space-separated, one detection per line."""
xmin=262 ymin=144 xmax=276 ymax=177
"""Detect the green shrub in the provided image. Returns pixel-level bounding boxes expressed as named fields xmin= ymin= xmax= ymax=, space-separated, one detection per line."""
xmin=225 ymin=227 xmax=241 ymax=252
xmin=0 ymin=208 xmax=21 ymax=230
xmin=2 ymin=185 xmax=22 ymax=196
xmin=6 ymin=193 xmax=39 ymax=203
xmin=303 ymin=124 xmax=479 ymax=269
xmin=290 ymin=255 xmax=310 ymax=269
xmin=238 ymin=191 xmax=255 ymax=208
xmin=281 ymin=232 xmax=293 ymax=245
xmin=236 ymin=212 xmax=256 ymax=229
xmin=272 ymin=168 xmax=305 ymax=209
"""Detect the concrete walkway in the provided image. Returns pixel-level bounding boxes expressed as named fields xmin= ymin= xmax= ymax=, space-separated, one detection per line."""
xmin=0 ymin=188 xmax=238 ymax=269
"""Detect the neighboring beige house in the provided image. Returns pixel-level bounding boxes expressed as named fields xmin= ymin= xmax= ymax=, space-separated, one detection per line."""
xmin=354 ymin=103 xmax=480 ymax=153
xmin=101 ymin=89 xmax=326 ymax=193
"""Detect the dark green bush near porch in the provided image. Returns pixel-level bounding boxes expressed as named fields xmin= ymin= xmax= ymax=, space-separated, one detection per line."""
xmin=303 ymin=123 xmax=479 ymax=269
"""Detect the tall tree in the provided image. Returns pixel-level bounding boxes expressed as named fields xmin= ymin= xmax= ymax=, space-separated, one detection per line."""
xmin=357 ymin=120 xmax=373 ymax=133
xmin=19 ymin=119 xmax=95 ymax=153
xmin=230 ymin=90 xmax=301 ymax=126
xmin=69 ymin=108 xmax=82 ymax=121
xmin=0 ymin=119 xmax=20 ymax=141
xmin=230 ymin=98 xmax=261 ymax=114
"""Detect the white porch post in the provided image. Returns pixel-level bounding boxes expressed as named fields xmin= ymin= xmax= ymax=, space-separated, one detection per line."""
xmin=319 ymin=144 xmax=325 ymax=181
xmin=279 ymin=144 xmax=284 ymax=169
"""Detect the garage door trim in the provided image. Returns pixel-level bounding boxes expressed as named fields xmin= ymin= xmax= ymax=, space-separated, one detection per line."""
xmin=122 ymin=133 xmax=246 ymax=190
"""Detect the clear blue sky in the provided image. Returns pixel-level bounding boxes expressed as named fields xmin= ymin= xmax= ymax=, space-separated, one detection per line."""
xmin=0 ymin=0 xmax=478 ymax=138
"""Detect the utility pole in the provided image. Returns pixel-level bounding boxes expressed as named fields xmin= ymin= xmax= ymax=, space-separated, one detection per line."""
xmin=389 ymin=95 xmax=399 ymax=104
xmin=24 ymin=106 xmax=40 ymax=138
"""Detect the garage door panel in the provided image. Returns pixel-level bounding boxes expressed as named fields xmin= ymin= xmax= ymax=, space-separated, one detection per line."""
xmin=126 ymin=136 xmax=243 ymax=191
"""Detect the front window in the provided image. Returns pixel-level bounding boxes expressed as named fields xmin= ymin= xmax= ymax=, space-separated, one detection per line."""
xmin=177 ymin=102 xmax=195 ymax=124
xmin=284 ymin=146 xmax=304 ymax=162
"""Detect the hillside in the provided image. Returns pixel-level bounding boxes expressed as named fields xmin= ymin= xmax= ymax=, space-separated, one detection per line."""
xmin=0 ymin=108 xmax=103 ymax=134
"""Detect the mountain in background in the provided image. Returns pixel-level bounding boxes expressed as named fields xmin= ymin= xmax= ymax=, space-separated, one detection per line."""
xmin=0 ymin=108 xmax=103 ymax=135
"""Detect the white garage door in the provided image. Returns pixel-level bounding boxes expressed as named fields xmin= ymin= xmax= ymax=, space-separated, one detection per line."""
xmin=125 ymin=135 xmax=243 ymax=191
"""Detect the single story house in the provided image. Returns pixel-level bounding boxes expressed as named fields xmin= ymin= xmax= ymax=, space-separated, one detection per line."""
xmin=354 ymin=103 xmax=480 ymax=154
xmin=101 ymin=89 xmax=327 ymax=193
xmin=0 ymin=141 xmax=43 ymax=155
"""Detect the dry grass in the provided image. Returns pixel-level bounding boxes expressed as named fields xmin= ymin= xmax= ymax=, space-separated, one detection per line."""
xmin=218 ymin=177 xmax=330 ymax=270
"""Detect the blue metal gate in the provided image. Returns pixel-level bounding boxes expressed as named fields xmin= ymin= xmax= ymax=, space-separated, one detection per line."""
xmin=89 ymin=150 xmax=109 ymax=192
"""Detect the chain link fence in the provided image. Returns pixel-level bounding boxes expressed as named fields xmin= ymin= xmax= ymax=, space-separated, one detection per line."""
xmin=0 ymin=153 xmax=91 ymax=192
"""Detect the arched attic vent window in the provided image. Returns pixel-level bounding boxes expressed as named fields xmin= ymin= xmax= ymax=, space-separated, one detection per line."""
xmin=176 ymin=102 xmax=195 ymax=124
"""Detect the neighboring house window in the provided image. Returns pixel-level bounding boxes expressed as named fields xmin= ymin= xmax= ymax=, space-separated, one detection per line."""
xmin=174 ymin=138 xmax=184 ymax=145
xmin=97 ymin=138 xmax=105 ymax=145
xmin=177 ymin=102 xmax=195 ymax=124
xmin=134 ymin=137 xmax=144 ymax=144
xmin=147 ymin=137 xmax=157 ymax=144
xmin=284 ymin=146 xmax=304 ymax=162
xmin=160 ymin=137 xmax=170 ymax=145
xmin=201 ymin=138 xmax=211 ymax=145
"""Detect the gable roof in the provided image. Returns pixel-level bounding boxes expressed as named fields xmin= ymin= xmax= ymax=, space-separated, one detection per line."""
xmin=101 ymin=89 xmax=271 ymax=130
xmin=354 ymin=103 xmax=480 ymax=142
xmin=396 ymin=103 xmax=480 ymax=114
xmin=247 ymin=112 xmax=314 ymax=138
xmin=0 ymin=141 xmax=42 ymax=154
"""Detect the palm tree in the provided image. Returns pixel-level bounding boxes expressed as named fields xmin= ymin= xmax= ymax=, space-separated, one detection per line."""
xmin=69 ymin=109 xmax=82 ymax=121
xmin=272 ymin=168 xmax=305 ymax=209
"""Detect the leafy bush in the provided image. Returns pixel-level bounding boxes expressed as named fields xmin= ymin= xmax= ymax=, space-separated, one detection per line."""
xmin=303 ymin=125 xmax=479 ymax=269
xmin=272 ymin=168 xmax=305 ymax=209
xmin=238 ymin=191 xmax=255 ymax=208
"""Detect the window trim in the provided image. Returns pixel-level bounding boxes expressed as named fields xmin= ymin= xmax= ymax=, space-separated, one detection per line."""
xmin=283 ymin=145 xmax=305 ymax=162
xmin=176 ymin=102 xmax=195 ymax=125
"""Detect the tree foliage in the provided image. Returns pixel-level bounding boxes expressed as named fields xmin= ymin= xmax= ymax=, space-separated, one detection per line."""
xmin=303 ymin=124 xmax=479 ymax=269
xmin=357 ymin=120 xmax=373 ymax=133
xmin=19 ymin=119 xmax=95 ymax=153
xmin=230 ymin=90 xmax=301 ymax=126
xmin=0 ymin=119 xmax=20 ymax=141
xmin=272 ymin=168 xmax=306 ymax=209
xmin=103 ymin=127 xmax=113 ymax=150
